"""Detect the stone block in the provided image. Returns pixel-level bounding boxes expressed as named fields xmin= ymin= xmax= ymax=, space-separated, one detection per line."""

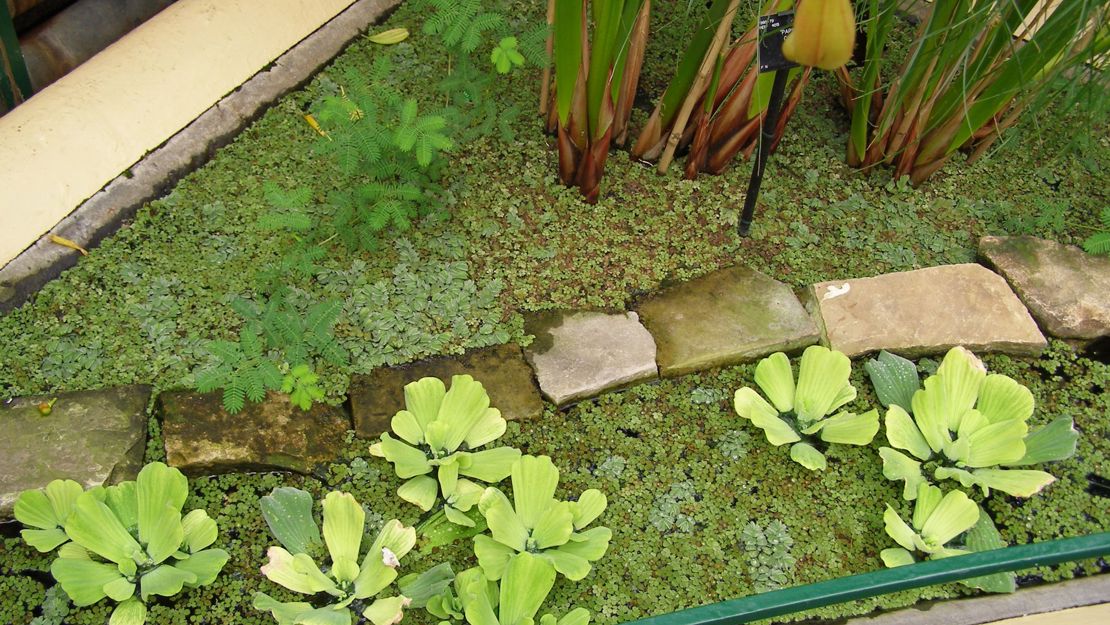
xmin=635 ymin=266 xmax=819 ymax=376
xmin=0 ymin=386 xmax=150 ymax=518
xmin=524 ymin=310 xmax=658 ymax=407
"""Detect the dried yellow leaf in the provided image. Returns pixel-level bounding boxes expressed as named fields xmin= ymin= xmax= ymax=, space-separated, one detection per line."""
xmin=49 ymin=234 xmax=88 ymax=256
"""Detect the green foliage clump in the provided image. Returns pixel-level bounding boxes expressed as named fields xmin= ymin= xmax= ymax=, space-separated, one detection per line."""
xmin=717 ymin=430 xmax=750 ymax=461
xmin=592 ymin=456 xmax=626 ymax=481
xmin=194 ymin=327 xmax=283 ymax=414
xmin=339 ymin=240 xmax=513 ymax=370
xmin=649 ymin=481 xmax=698 ymax=533
xmin=1082 ymin=206 xmax=1110 ymax=255
xmin=29 ymin=586 xmax=70 ymax=625
xmin=740 ymin=520 xmax=796 ymax=593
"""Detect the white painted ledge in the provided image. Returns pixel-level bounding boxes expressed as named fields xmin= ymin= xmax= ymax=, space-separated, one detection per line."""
xmin=0 ymin=0 xmax=356 ymax=267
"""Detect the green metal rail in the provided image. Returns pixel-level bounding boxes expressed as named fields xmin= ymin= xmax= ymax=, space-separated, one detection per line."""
xmin=624 ymin=532 xmax=1110 ymax=625
xmin=1 ymin=0 xmax=33 ymax=108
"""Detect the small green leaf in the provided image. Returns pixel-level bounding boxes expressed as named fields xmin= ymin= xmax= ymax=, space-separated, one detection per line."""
xmin=260 ymin=487 xmax=322 ymax=555
xmin=108 ymin=598 xmax=147 ymax=625
xmin=1015 ymin=417 xmax=1078 ymax=465
xmin=789 ymin=442 xmax=827 ymax=471
xmin=865 ymin=350 xmax=919 ymax=412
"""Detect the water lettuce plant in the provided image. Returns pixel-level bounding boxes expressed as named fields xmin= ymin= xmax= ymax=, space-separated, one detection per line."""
xmin=734 ymin=346 xmax=879 ymax=470
xmin=474 ymin=455 xmax=611 ymax=581
xmin=254 ymin=487 xmax=417 ymax=625
xmin=455 ymin=555 xmax=591 ymax=625
xmin=14 ymin=462 xmax=229 ymax=625
xmin=370 ymin=375 xmax=522 ymax=525
xmin=881 ymin=483 xmax=979 ymax=567
xmin=878 ymin=347 xmax=1079 ymax=499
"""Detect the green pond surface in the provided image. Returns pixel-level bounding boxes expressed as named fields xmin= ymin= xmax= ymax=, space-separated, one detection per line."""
xmin=1 ymin=1 xmax=1108 ymax=623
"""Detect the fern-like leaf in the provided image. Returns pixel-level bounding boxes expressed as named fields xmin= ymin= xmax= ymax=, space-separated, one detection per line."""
xmin=1083 ymin=231 xmax=1110 ymax=255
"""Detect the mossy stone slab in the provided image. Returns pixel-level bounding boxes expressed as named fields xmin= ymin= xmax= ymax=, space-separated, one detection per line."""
xmin=980 ymin=236 xmax=1110 ymax=341
xmin=635 ymin=266 xmax=819 ymax=377
xmin=524 ymin=310 xmax=658 ymax=407
xmin=349 ymin=342 xmax=543 ymax=439
xmin=806 ymin=263 xmax=1047 ymax=358
xmin=0 ymin=385 xmax=150 ymax=518
xmin=160 ymin=391 xmax=350 ymax=475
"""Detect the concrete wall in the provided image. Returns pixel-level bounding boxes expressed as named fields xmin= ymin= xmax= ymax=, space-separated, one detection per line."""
xmin=0 ymin=0 xmax=355 ymax=267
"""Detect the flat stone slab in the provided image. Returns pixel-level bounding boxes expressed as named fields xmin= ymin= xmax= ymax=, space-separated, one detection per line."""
xmin=980 ymin=235 xmax=1110 ymax=341
xmin=806 ymin=263 xmax=1047 ymax=358
xmin=635 ymin=266 xmax=819 ymax=377
xmin=160 ymin=391 xmax=350 ymax=475
xmin=524 ymin=310 xmax=658 ymax=407
xmin=350 ymin=343 xmax=544 ymax=439
xmin=1 ymin=386 xmax=150 ymax=518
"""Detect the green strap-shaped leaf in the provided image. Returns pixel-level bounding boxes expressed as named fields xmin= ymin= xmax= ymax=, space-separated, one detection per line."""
xmin=531 ymin=501 xmax=574 ymax=549
xmin=795 ymin=345 xmax=853 ymax=423
xmin=391 ymin=410 xmax=426 ymax=445
xmin=64 ymin=492 xmax=145 ymax=566
xmin=500 ymin=553 xmax=557 ymax=625
xmin=174 ymin=548 xmax=229 ymax=587
xmin=480 ymin=487 xmax=529 ymax=551
xmin=1014 ymin=417 xmax=1079 ymax=466
xmin=911 ymin=377 xmax=955 ymax=454
xmin=140 ymin=564 xmax=197 ymax=600
xmin=878 ymin=447 xmax=927 ymax=500
xmin=354 ymin=519 xmax=416 ymax=599
xmin=976 ymin=374 xmax=1034 ymax=424
xmin=885 ymin=405 xmax=932 ymax=461
xmin=463 ymin=408 xmax=508 ymax=449
xmin=882 ymin=506 xmax=917 ymax=552
xmin=473 ymin=533 xmax=517 ymax=581
xmin=253 ymin=592 xmax=315 ymax=625
xmin=962 ymin=508 xmax=1017 ymax=593
xmin=734 ymin=387 xmax=800 ymax=446
xmin=438 ymin=458 xmax=461 ymax=498
xmin=557 ymin=526 xmax=612 ymax=563
xmin=969 ymin=468 xmax=1056 ymax=498
xmin=570 ymin=489 xmax=607 ymax=530
xmin=439 ymin=375 xmax=493 ymax=453
xmin=879 ymin=547 xmax=916 ymax=568
xmin=260 ymin=487 xmax=322 ymax=555
xmin=754 ymin=352 xmax=795 ymax=413
xmin=403 ymin=377 xmax=447 ymax=431
xmin=181 ymin=509 xmax=218 ymax=553
xmin=461 ymin=566 xmax=501 ymax=625
xmin=322 ymin=491 xmax=365 ymax=572
xmin=105 ymin=482 xmax=139 ymax=531
xmin=108 ymin=598 xmax=147 ymax=625
xmin=136 ymin=462 xmax=187 ymax=564
xmin=363 ymin=596 xmax=408 ymax=625
xmin=789 ymin=442 xmax=827 ymax=471
xmin=933 ymin=347 xmax=986 ymax=431
xmin=458 ymin=447 xmax=522 ymax=483
xmin=51 ymin=557 xmax=123 ymax=606
xmin=912 ymin=483 xmax=943 ymax=531
xmin=960 ymin=419 xmax=1027 ymax=467
xmin=511 ymin=455 xmax=560 ymax=530
xmin=864 ymin=350 xmax=919 ymax=412
xmin=553 ymin=0 xmax=584 ymax=127
xmin=398 ymin=563 xmax=455 ymax=609
xmin=919 ymin=490 xmax=979 ymax=549
xmin=398 ymin=475 xmax=439 ymax=511
xmin=816 ymin=409 xmax=880 ymax=446
xmin=374 ymin=434 xmax=433 ymax=478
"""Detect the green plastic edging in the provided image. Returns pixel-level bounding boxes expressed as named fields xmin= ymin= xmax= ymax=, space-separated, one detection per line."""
xmin=0 ymin=0 xmax=32 ymax=105
xmin=624 ymin=532 xmax=1110 ymax=625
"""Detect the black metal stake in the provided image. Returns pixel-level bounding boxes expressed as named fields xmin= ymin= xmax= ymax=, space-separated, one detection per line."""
xmin=739 ymin=68 xmax=789 ymax=237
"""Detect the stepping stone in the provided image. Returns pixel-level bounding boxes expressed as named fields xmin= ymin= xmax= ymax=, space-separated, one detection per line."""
xmin=806 ymin=263 xmax=1046 ymax=358
xmin=980 ymin=235 xmax=1110 ymax=341
xmin=523 ymin=310 xmax=657 ymax=407
xmin=160 ymin=391 xmax=350 ymax=475
xmin=349 ymin=343 xmax=544 ymax=439
xmin=635 ymin=266 xmax=819 ymax=377
xmin=1 ymin=386 xmax=150 ymax=519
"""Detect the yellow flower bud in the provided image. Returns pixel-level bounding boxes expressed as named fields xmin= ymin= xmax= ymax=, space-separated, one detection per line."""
xmin=782 ymin=0 xmax=856 ymax=70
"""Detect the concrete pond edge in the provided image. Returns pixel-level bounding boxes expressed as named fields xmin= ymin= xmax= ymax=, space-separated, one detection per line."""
xmin=0 ymin=0 xmax=403 ymax=313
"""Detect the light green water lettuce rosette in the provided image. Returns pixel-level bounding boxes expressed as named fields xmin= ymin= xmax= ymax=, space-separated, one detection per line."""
xmin=734 ymin=346 xmax=880 ymax=470
xmin=881 ymin=483 xmax=980 ymax=567
xmin=15 ymin=462 xmax=228 ymax=625
xmin=370 ymin=375 xmax=522 ymax=525
xmin=474 ymin=455 xmax=611 ymax=581
xmin=254 ymin=487 xmax=417 ymax=625
xmin=878 ymin=347 xmax=1078 ymax=500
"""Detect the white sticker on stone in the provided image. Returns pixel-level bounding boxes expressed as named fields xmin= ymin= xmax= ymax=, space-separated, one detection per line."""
xmin=823 ymin=283 xmax=851 ymax=300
